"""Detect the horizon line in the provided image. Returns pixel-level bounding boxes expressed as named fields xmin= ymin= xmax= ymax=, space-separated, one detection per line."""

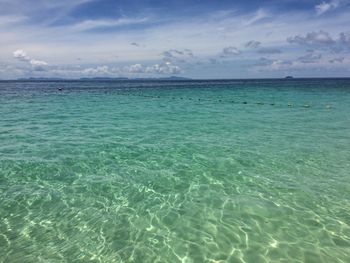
xmin=1 ymin=77 xmax=350 ymax=81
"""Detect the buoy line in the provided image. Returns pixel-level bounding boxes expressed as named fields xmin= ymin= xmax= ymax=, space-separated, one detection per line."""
xmin=115 ymin=91 xmax=333 ymax=109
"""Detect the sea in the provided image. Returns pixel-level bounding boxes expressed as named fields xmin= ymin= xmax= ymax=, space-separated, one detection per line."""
xmin=0 ymin=79 xmax=349 ymax=262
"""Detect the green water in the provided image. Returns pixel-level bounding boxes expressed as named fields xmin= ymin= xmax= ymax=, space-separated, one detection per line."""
xmin=0 ymin=80 xmax=350 ymax=262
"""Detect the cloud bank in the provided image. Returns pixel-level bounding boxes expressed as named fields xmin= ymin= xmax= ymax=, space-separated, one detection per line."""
xmin=13 ymin=49 xmax=48 ymax=71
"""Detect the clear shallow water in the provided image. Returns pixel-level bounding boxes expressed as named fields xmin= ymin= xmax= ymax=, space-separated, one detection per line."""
xmin=0 ymin=79 xmax=350 ymax=262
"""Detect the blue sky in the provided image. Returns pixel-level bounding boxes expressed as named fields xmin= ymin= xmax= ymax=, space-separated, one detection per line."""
xmin=0 ymin=0 xmax=350 ymax=79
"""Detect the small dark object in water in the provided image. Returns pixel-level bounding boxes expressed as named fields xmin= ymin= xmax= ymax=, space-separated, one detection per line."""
xmin=270 ymin=103 xmax=275 ymax=106
xmin=243 ymin=101 xmax=247 ymax=104
xmin=257 ymin=102 xmax=264 ymax=105
xmin=58 ymin=88 xmax=62 ymax=91
xmin=218 ymin=100 xmax=222 ymax=102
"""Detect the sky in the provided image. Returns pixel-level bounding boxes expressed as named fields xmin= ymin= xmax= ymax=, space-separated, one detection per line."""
xmin=0 ymin=0 xmax=350 ymax=79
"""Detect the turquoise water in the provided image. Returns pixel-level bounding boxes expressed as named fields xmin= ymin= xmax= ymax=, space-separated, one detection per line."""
xmin=0 ymin=79 xmax=350 ymax=262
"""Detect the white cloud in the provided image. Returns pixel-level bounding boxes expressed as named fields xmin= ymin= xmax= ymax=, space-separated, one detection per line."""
xmin=146 ymin=62 xmax=181 ymax=74
xmin=81 ymin=65 xmax=112 ymax=76
xmin=70 ymin=18 xmax=150 ymax=31
xmin=222 ymin=46 xmax=241 ymax=56
xmin=315 ymin=0 xmax=341 ymax=15
xmin=253 ymin=53 xmax=350 ymax=72
xmin=124 ymin=62 xmax=182 ymax=75
xmin=297 ymin=52 xmax=322 ymax=63
xmin=13 ymin=49 xmax=29 ymax=61
xmin=30 ymin=59 xmax=47 ymax=66
xmin=161 ymin=49 xmax=195 ymax=64
xmin=287 ymin=31 xmax=335 ymax=45
xmin=287 ymin=30 xmax=350 ymax=54
xmin=30 ymin=60 xmax=48 ymax=71
xmin=242 ymin=9 xmax=268 ymax=26
xmin=79 ymin=61 xmax=182 ymax=77
xmin=13 ymin=49 xmax=48 ymax=71
xmin=127 ymin=64 xmax=144 ymax=73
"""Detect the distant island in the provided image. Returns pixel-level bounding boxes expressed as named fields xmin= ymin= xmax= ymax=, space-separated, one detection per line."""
xmin=16 ymin=76 xmax=191 ymax=81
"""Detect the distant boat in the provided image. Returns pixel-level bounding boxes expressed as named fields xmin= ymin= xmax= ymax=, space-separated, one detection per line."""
xmin=285 ymin=76 xmax=294 ymax=79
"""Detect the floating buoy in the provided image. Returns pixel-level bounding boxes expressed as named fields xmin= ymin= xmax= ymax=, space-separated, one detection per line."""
xmin=326 ymin=105 xmax=332 ymax=109
xmin=117 ymin=93 xmax=323 ymax=110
